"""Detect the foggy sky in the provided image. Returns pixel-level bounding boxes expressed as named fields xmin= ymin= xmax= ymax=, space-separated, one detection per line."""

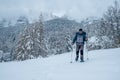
xmin=0 ymin=0 xmax=115 ymax=21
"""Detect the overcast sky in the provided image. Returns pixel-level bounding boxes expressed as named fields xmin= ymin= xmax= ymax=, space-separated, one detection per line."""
xmin=0 ymin=0 xmax=115 ymax=21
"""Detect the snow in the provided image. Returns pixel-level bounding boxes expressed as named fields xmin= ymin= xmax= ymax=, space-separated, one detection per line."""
xmin=89 ymin=36 xmax=97 ymax=42
xmin=26 ymin=41 xmax=31 ymax=50
xmin=0 ymin=48 xmax=120 ymax=80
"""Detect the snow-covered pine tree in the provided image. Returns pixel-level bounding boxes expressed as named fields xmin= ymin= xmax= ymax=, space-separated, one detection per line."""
xmin=13 ymin=14 xmax=47 ymax=61
xmin=103 ymin=0 xmax=120 ymax=47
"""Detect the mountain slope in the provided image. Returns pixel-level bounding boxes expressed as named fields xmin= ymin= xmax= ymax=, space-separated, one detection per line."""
xmin=45 ymin=18 xmax=80 ymax=32
xmin=0 ymin=48 xmax=120 ymax=80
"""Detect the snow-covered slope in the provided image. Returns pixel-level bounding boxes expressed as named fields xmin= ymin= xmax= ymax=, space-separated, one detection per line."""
xmin=0 ymin=48 xmax=120 ymax=80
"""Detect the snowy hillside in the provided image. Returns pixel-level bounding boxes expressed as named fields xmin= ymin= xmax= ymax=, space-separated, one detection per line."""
xmin=0 ymin=48 xmax=120 ymax=80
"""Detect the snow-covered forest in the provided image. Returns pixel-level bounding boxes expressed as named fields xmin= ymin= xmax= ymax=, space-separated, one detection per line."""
xmin=0 ymin=1 xmax=120 ymax=62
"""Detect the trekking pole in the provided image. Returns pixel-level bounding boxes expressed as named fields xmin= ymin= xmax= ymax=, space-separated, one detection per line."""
xmin=86 ymin=41 xmax=89 ymax=60
xmin=70 ymin=51 xmax=73 ymax=63
xmin=70 ymin=45 xmax=73 ymax=63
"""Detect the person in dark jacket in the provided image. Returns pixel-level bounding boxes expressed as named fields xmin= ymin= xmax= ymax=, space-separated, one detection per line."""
xmin=72 ymin=28 xmax=87 ymax=62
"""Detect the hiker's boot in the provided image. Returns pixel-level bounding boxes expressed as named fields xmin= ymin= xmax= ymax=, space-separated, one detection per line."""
xmin=75 ymin=56 xmax=79 ymax=61
xmin=80 ymin=55 xmax=84 ymax=62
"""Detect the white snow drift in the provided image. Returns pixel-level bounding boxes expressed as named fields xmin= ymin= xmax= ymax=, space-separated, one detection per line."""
xmin=0 ymin=48 xmax=120 ymax=80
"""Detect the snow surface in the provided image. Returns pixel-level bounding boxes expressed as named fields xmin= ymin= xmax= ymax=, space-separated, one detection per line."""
xmin=0 ymin=48 xmax=120 ymax=80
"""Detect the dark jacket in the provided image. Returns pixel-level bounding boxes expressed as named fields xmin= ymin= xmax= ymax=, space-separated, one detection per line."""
xmin=73 ymin=31 xmax=87 ymax=44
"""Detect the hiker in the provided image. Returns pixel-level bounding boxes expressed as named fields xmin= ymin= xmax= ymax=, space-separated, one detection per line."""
xmin=72 ymin=29 xmax=87 ymax=62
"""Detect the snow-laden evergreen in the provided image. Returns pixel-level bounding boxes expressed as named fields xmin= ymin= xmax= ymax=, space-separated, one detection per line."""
xmin=13 ymin=15 xmax=47 ymax=61
xmin=81 ymin=1 xmax=120 ymax=50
